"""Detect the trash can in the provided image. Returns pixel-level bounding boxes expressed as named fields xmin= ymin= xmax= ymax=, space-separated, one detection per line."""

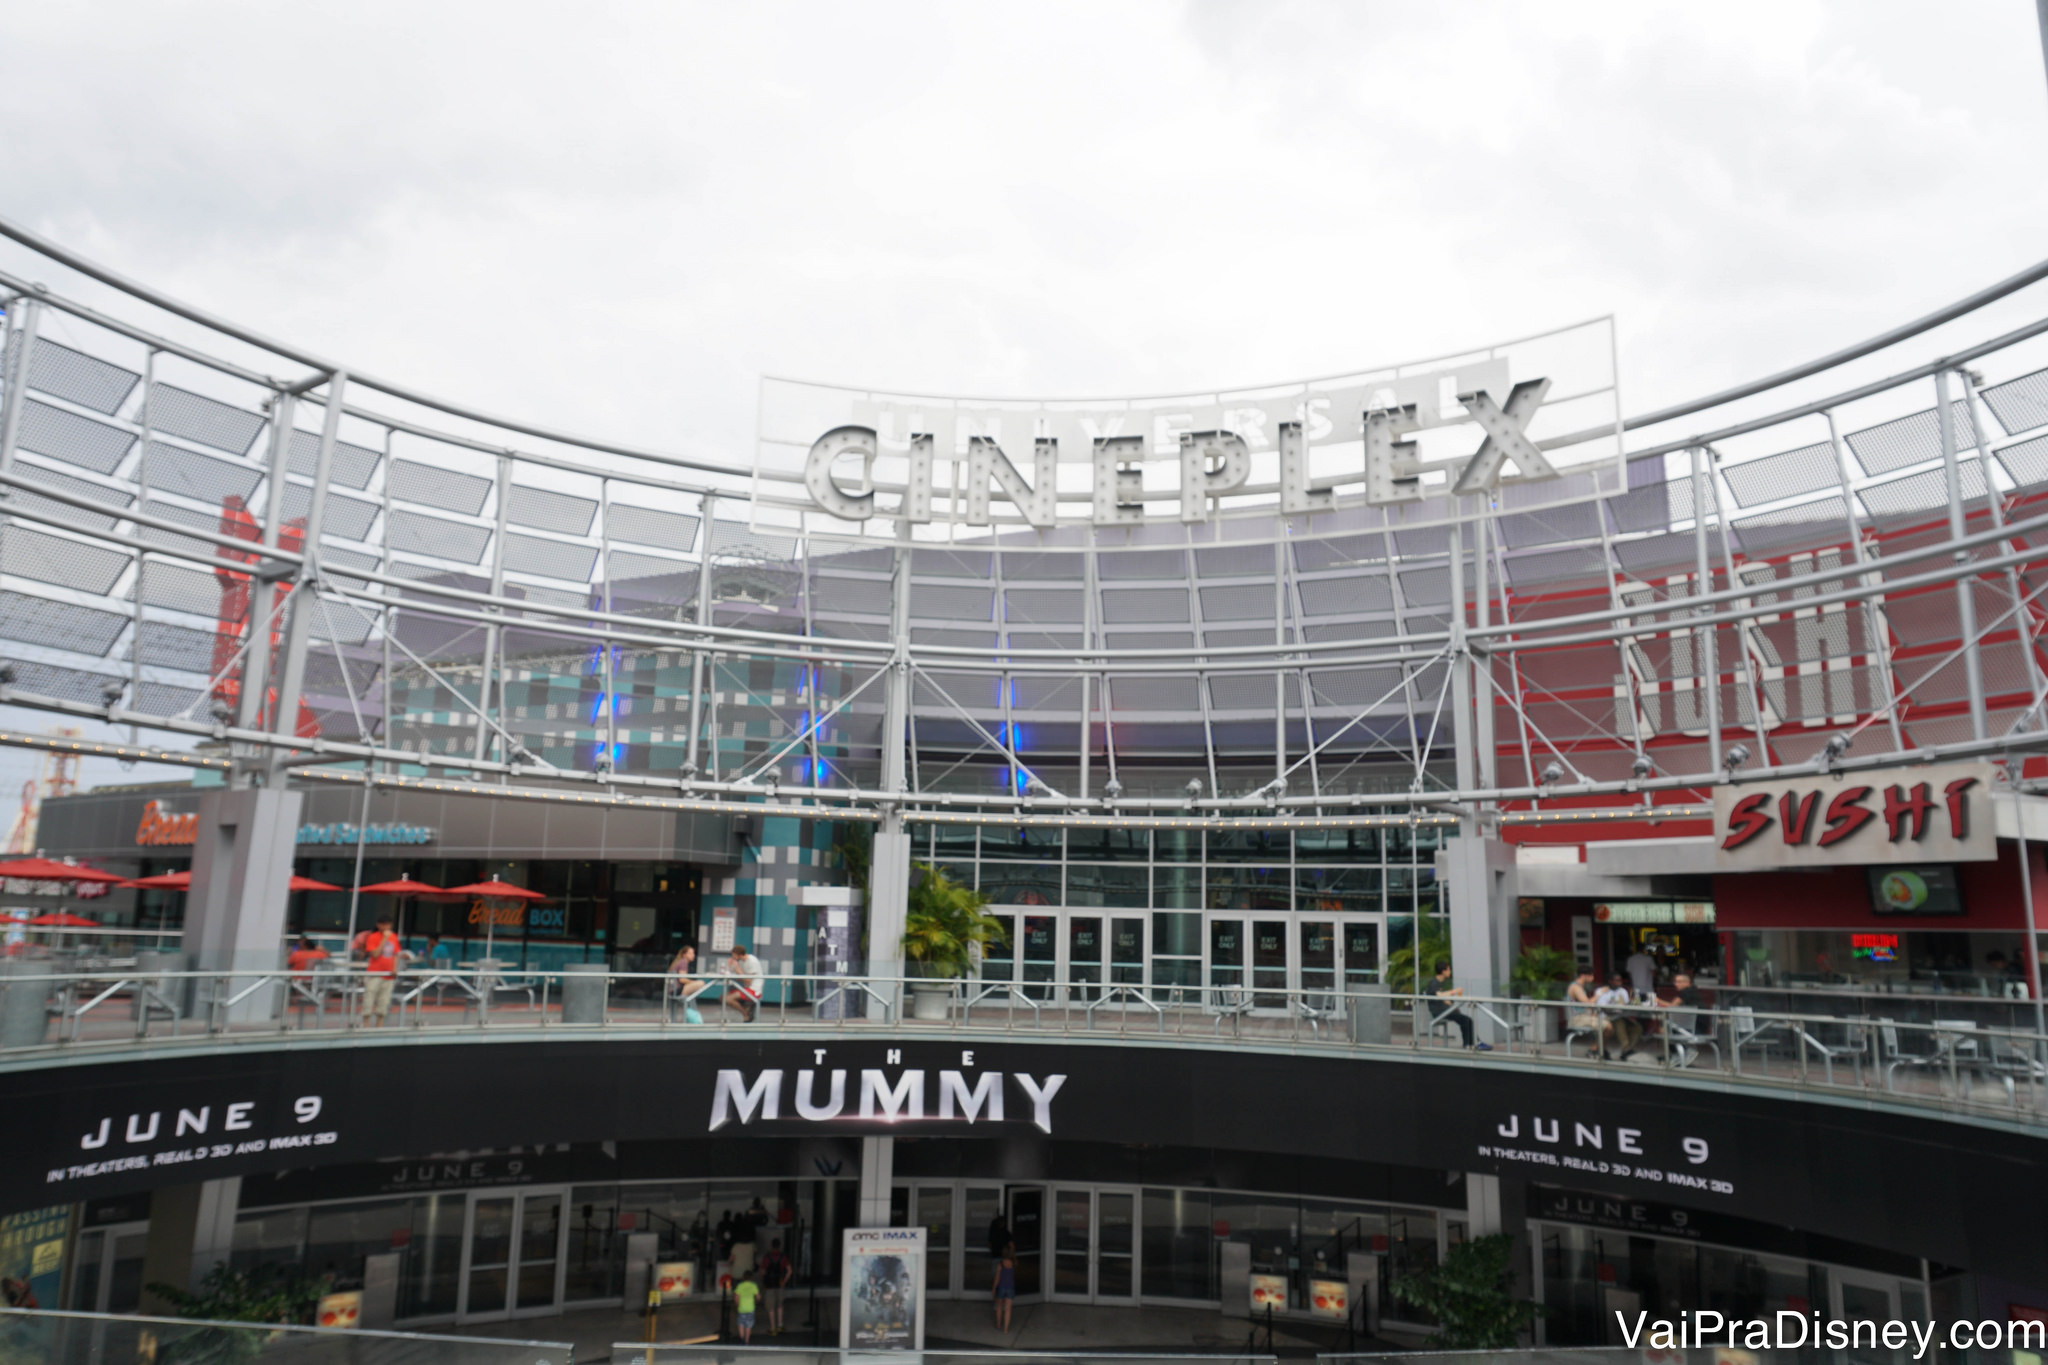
xmin=561 ymin=962 xmax=609 ymax=1024
xmin=1348 ymin=983 xmax=1392 ymax=1046
xmin=0 ymin=958 xmax=53 ymax=1049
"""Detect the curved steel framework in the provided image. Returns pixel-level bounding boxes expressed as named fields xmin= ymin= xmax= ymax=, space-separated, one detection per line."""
xmin=4 ymin=216 xmax=2048 ymax=833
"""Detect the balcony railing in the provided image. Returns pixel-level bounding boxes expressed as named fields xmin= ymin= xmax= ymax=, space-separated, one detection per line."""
xmin=1 ymin=963 xmax=2044 ymax=1125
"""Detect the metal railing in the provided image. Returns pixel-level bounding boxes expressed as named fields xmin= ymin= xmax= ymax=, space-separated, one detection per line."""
xmin=0 ymin=1307 xmax=571 ymax=1365
xmin=1 ymin=963 xmax=2045 ymax=1125
xmin=610 ymin=1350 xmax=1279 ymax=1365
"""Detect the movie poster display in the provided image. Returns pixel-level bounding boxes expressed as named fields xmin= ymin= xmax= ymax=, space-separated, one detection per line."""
xmin=839 ymin=1227 xmax=925 ymax=1351
xmin=0 ymin=1206 xmax=69 ymax=1310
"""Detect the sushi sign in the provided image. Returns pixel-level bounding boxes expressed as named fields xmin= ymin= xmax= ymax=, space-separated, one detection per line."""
xmin=1714 ymin=761 xmax=1997 ymax=870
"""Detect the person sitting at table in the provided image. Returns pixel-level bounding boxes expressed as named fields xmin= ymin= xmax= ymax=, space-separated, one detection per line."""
xmin=1422 ymin=960 xmax=1491 ymax=1051
xmin=1595 ymin=972 xmax=1644 ymax=1057
xmin=1567 ymin=967 xmax=1614 ymax=1056
xmin=286 ymin=936 xmax=328 ymax=978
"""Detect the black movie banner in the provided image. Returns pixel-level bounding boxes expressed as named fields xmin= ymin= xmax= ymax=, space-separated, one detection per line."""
xmin=0 ymin=1037 xmax=2043 ymax=1286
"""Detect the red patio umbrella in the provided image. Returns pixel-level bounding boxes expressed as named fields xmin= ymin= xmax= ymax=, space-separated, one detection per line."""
xmin=27 ymin=912 xmax=100 ymax=927
xmin=288 ymin=875 xmax=343 ymax=893
xmin=127 ymin=871 xmax=193 ymax=890
xmin=0 ymin=858 xmax=127 ymax=885
xmin=358 ymin=877 xmax=452 ymax=897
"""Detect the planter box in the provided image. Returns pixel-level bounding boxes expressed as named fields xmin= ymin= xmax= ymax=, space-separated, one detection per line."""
xmin=1519 ymin=1000 xmax=1561 ymax=1043
xmin=910 ymin=982 xmax=955 ymax=1021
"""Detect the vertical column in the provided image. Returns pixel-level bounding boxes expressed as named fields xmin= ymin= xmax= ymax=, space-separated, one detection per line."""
xmin=685 ymin=494 xmax=716 ymax=778
xmin=1937 ymin=368 xmax=1988 ymax=742
xmin=266 ymin=373 xmax=347 ymax=784
xmin=129 ymin=350 xmax=156 ymax=743
xmin=1688 ymin=448 xmax=1723 ymax=770
xmin=230 ymin=392 xmax=298 ymax=784
xmin=474 ymin=453 xmax=512 ymax=766
xmin=137 ymin=1178 xmax=242 ymax=1311
xmin=857 ymin=1134 xmax=895 ymax=1227
xmin=0 ymin=294 xmax=42 ymax=478
xmin=866 ymin=526 xmax=914 ymax=1019
xmin=1445 ymin=506 xmax=1517 ymax=1026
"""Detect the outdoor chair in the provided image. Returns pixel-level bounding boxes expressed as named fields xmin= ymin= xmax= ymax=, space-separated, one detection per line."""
xmin=1659 ymin=1010 xmax=1721 ymax=1070
xmin=1877 ymin=1018 xmax=1941 ymax=1091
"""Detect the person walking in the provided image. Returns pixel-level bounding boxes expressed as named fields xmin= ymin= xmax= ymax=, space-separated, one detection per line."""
xmin=732 ymin=1268 xmax=760 ymax=1345
xmin=352 ymin=915 xmax=404 ymax=1028
xmin=759 ymin=1236 xmax=793 ymax=1335
xmin=992 ymin=1244 xmax=1016 ymax=1333
xmin=724 ymin=943 xmax=765 ymax=1023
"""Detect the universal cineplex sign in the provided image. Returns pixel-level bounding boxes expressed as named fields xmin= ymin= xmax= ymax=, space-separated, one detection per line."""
xmin=800 ymin=359 xmax=1561 ymax=528
xmin=1713 ymin=760 xmax=1996 ymax=870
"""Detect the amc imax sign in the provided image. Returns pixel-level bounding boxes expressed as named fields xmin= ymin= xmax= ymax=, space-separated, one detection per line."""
xmin=1714 ymin=761 xmax=1996 ymax=870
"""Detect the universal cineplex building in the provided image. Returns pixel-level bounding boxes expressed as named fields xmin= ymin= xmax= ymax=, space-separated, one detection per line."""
xmin=5 ymin=216 xmax=2048 ymax=1354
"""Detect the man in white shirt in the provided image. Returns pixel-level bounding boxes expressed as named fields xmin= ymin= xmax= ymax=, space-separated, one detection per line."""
xmin=1594 ymin=972 xmax=1643 ymax=1055
xmin=1625 ymin=947 xmax=1656 ymax=999
xmin=725 ymin=944 xmax=766 ymax=1023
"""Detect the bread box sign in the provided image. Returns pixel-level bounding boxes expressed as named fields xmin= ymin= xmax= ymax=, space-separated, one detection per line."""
xmin=1714 ymin=760 xmax=1997 ymax=870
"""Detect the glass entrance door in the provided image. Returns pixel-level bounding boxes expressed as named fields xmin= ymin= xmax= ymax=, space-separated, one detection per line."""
xmin=1004 ymin=1186 xmax=1045 ymax=1299
xmin=1048 ymin=1188 xmax=1139 ymax=1304
xmin=1067 ymin=917 xmax=1103 ymax=1003
xmin=1020 ymin=916 xmax=1058 ymax=1001
xmin=1342 ymin=919 xmax=1382 ymax=990
xmin=1208 ymin=917 xmax=1290 ymax=1012
xmin=67 ymin=1222 xmax=147 ymax=1314
xmin=459 ymin=1189 xmax=566 ymax=1321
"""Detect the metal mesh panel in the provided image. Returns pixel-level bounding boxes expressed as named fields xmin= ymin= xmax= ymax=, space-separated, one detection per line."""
xmin=1307 ymin=666 xmax=1408 ymax=709
xmin=1203 ymin=627 xmax=1276 ymax=649
xmin=136 ymin=679 xmax=204 ymax=715
xmin=309 ymin=599 xmax=377 ymax=645
xmin=301 ymin=648 xmax=380 ymax=703
xmin=146 ymin=383 xmax=266 ymax=455
xmin=607 ymin=549 xmax=691 ymax=583
xmin=28 ymin=340 xmax=140 ymax=414
xmin=18 ymin=400 xmax=134 ymax=473
xmin=1100 ymin=587 xmax=1189 ymax=624
xmin=912 ymin=627 xmax=995 ymax=648
xmin=1399 ymin=566 xmax=1456 ymax=607
xmin=511 ymin=583 xmax=590 ymax=612
xmin=1292 ymin=535 xmax=1385 ymax=573
xmin=1605 ymin=481 xmax=1673 ymax=535
xmin=1980 ymin=367 xmax=2048 ymax=437
xmin=607 ymin=502 xmax=699 ymax=552
xmin=1858 ymin=464 xmax=1990 ymax=522
xmin=1996 ymin=433 xmax=2048 ymax=490
xmin=1609 ymin=534 xmax=1697 ymax=580
xmin=9 ymin=463 xmax=132 ymax=532
xmin=138 ymin=561 xmax=222 ymax=616
xmin=1844 ymin=402 xmax=1978 ymax=475
xmin=1210 ymin=674 xmax=1299 ymax=710
xmin=997 ymin=550 xmax=1083 ymax=580
xmin=1004 ymin=587 xmax=1085 ymax=623
xmin=811 ymin=575 xmax=893 ymax=615
xmin=709 ymin=520 xmax=796 ymax=562
xmin=501 ymin=532 xmax=596 ymax=582
xmin=1012 ymin=674 xmax=1080 ymax=710
xmin=1502 ymin=544 xmax=1611 ymax=585
xmin=388 ymin=509 xmax=491 ymax=564
xmin=909 ymin=582 xmax=993 ymax=621
xmin=125 ymin=620 xmax=217 ymax=672
xmin=1104 ymin=630 xmax=1193 ymax=651
xmin=280 ymin=483 xmax=378 ymax=542
xmin=1194 ymin=544 xmax=1273 ymax=577
xmin=3 ymin=525 xmax=128 ymax=594
xmin=1198 ymin=584 xmax=1278 ymax=621
xmin=1296 ymin=575 xmax=1393 ymax=615
xmin=909 ymin=548 xmax=991 ymax=578
xmin=1301 ymin=618 xmax=1397 ymax=643
xmin=287 ymin=429 xmax=382 ymax=490
xmin=1392 ymin=523 xmax=1451 ymax=558
xmin=5 ymin=659 xmax=125 ymax=703
xmin=1004 ymin=629 xmax=1082 ymax=651
xmin=1098 ymin=549 xmax=1186 ymax=579
xmin=1721 ymin=441 xmax=1845 ymax=507
xmin=145 ymin=441 xmax=262 ymax=505
xmin=0 ymin=590 xmax=128 ymax=655
xmin=1108 ymin=674 xmax=1199 ymax=709
xmin=320 ymin=545 xmax=382 ymax=576
xmin=508 ymin=484 xmax=597 ymax=535
xmin=390 ymin=458 xmax=491 ymax=515
xmin=1496 ymin=499 xmax=1602 ymax=548
xmin=1732 ymin=496 xmax=1852 ymax=553
xmin=140 ymin=498 xmax=230 ymax=562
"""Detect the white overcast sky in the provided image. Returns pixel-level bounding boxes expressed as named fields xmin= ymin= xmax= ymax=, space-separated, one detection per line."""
xmin=1 ymin=0 xmax=2045 ymax=800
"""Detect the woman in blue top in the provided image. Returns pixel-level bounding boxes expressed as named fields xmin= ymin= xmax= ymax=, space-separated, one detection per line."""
xmin=992 ymin=1244 xmax=1016 ymax=1333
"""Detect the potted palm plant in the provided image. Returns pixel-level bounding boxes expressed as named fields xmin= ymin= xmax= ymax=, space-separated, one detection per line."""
xmin=900 ymin=863 xmax=1008 ymax=1020
xmin=1510 ymin=944 xmax=1576 ymax=1042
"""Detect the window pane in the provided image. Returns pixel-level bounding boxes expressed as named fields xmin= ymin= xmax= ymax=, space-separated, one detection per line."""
xmin=1142 ymin=1188 xmax=1214 ymax=1299
xmin=1066 ymin=826 xmax=1150 ymax=861
xmin=1207 ymin=829 xmax=1291 ymax=863
xmin=1207 ymin=867 xmax=1290 ymax=911
xmin=1066 ymin=864 xmax=1147 ymax=908
xmin=1298 ymin=866 xmax=1382 ymax=914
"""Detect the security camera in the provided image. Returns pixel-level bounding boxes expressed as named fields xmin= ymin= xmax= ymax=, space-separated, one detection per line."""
xmin=209 ymin=697 xmax=234 ymax=724
xmin=1723 ymin=744 xmax=1751 ymax=774
xmin=0 ymin=663 xmax=15 ymax=686
xmin=1824 ymin=733 xmax=1852 ymax=760
xmin=1541 ymin=761 xmax=1564 ymax=786
xmin=1630 ymin=753 xmax=1652 ymax=780
xmin=680 ymin=761 xmax=699 ymax=779
xmin=1103 ymin=777 xmax=1124 ymax=800
xmin=99 ymin=678 xmax=127 ymax=707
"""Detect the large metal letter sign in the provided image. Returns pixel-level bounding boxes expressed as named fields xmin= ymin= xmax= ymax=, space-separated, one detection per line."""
xmin=966 ymin=435 xmax=1057 ymax=527
xmin=806 ymin=426 xmax=879 ymax=520
xmin=1179 ymin=430 xmax=1251 ymax=522
xmin=1092 ymin=434 xmax=1146 ymax=525
xmin=1453 ymin=379 xmax=1558 ymax=495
